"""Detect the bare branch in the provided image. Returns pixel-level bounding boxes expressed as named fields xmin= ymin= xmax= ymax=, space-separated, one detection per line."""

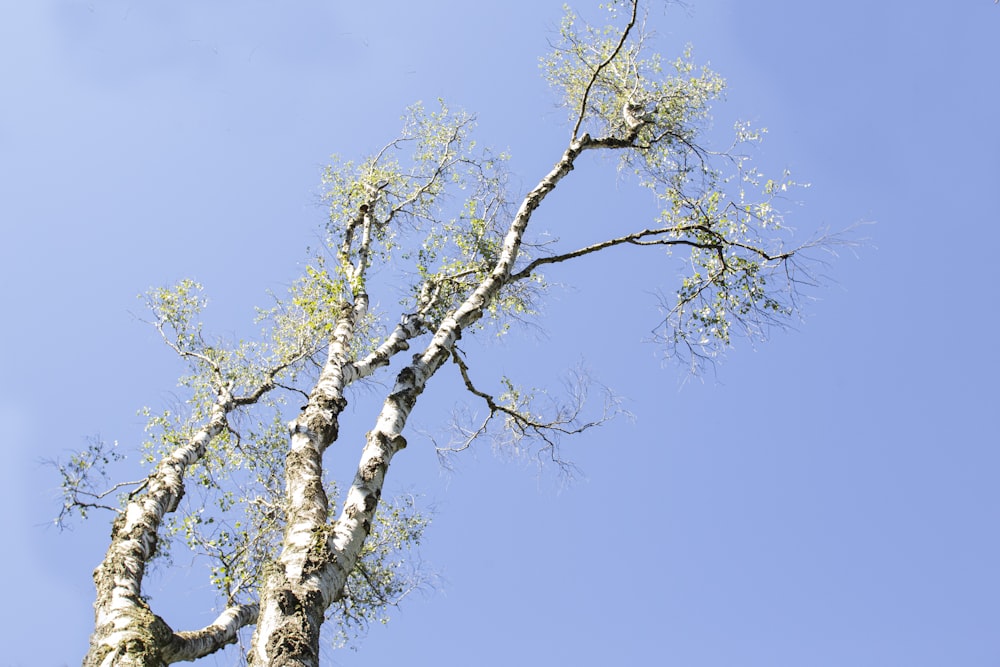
xmin=442 ymin=348 xmax=626 ymax=473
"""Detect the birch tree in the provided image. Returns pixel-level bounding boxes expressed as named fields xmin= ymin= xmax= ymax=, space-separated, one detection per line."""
xmin=67 ymin=1 xmax=822 ymax=665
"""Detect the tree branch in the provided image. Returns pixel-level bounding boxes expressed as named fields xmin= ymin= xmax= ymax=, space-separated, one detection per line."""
xmin=162 ymin=603 xmax=259 ymax=664
xmin=572 ymin=0 xmax=640 ymax=140
xmin=442 ymin=349 xmax=624 ymax=473
xmin=509 ymin=222 xmax=789 ymax=283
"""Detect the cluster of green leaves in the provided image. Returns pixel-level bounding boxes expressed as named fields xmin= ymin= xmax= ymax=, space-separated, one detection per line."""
xmin=542 ymin=2 xmax=723 ymax=145
xmin=145 ymin=280 xmax=285 ymax=397
xmin=321 ymin=102 xmax=478 ymax=267
xmin=256 ymin=257 xmax=373 ymax=380
xmin=655 ymin=134 xmax=803 ymax=363
xmin=319 ymin=101 xmax=541 ymax=337
xmin=543 ymin=2 xmax=806 ymax=367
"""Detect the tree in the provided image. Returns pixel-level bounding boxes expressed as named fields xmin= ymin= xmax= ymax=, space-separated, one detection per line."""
xmin=65 ymin=1 xmax=822 ymax=665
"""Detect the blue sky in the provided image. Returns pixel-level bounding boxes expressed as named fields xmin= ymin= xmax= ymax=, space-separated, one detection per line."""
xmin=2 ymin=1 xmax=998 ymax=666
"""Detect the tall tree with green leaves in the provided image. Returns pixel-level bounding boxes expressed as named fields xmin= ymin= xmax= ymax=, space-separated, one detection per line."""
xmin=68 ymin=1 xmax=823 ymax=665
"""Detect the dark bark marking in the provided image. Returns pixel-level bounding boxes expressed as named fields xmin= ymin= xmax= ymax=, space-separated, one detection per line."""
xmin=359 ymin=454 xmax=385 ymax=482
